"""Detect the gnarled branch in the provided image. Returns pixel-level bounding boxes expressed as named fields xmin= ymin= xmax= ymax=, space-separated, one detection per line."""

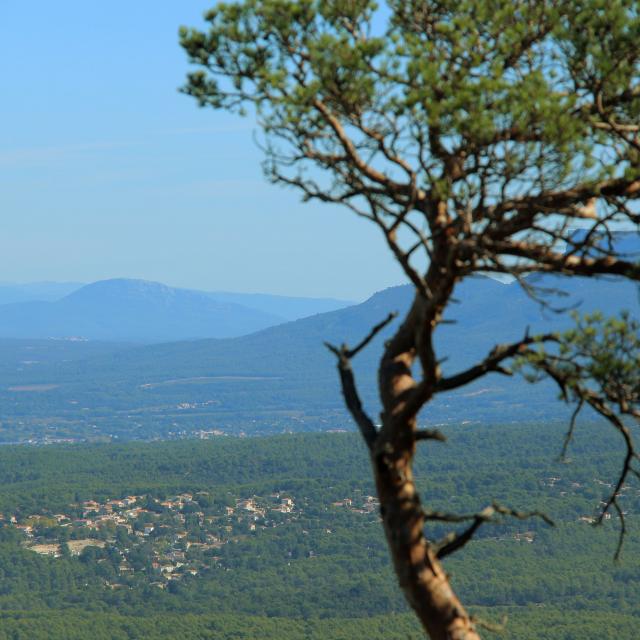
xmin=326 ymin=312 xmax=398 ymax=449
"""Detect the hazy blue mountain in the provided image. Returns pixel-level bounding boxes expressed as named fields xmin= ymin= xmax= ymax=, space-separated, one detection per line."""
xmin=0 ymin=282 xmax=83 ymax=304
xmin=1 ymin=232 xmax=638 ymax=441
xmin=0 ymin=280 xmax=355 ymax=341
xmin=74 ymin=272 xmax=640 ymax=385
xmin=1 ymin=270 xmax=636 ymax=439
xmin=205 ymin=291 xmax=354 ymax=321
xmin=0 ymin=279 xmax=286 ymax=342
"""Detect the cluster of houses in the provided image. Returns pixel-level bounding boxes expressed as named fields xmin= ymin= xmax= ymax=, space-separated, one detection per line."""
xmin=0 ymin=488 xmax=392 ymax=590
xmin=331 ymin=495 xmax=379 ymax=514
xmin=1 ymin=490 xmax=304 ymax=587
xmin=540 ymin=475 xmax=637 ymax=524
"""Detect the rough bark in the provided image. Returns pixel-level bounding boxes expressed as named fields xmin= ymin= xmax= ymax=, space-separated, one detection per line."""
xmin=370 ymin=281 xmax=480 ymax=639
xmin=372 ymin=437 xmax=480 ymax=639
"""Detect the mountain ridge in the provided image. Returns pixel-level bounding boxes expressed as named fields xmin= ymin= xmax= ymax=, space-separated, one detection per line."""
xmin=1 ymin=270 xmax=637 ymax=441
xmin=0 ymin=231 xmax=638 ymax=441
xmin=0 ymin=278 xmax=354 ymax=343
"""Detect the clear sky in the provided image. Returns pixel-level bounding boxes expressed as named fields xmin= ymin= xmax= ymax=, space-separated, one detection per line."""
xmin=0 ymin=1 xmax=402 ymax=300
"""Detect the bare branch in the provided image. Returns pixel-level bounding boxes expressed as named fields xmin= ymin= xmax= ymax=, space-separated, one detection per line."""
xmin=325 ymin=313 xmax=399 ymax=449
xmin=485 ymin=177 xmax=640 ymax=238
xmin=326 ymin=341 xmax=378 ymax=449
xmin=470 ymin=614 xmax=509 ymax=634
xmin=561 ymin=398 xmax=584 ymax=460
xmin=435 ymin=511 xmax=488 ymax=559
xmin=415 ymin=429 xmax=447 ymax=442
xmin=436 ymin=333 xmax=558 ymax=393
xmin=344 ymin=312 xmax=397 ymax=359
xmin=523 ymin=346 xmax=640 ymax=558
xmin=434 ymin=502 xmax=554 ymax=559
xmin=482 ymin=240 xmax=640 ymax=280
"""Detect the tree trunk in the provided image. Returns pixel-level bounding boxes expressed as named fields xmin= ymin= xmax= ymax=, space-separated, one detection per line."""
xmin=374 ymin=289 xmax=480 ymax=639
xmin=372 ymin=438 xmax=480 ymax=639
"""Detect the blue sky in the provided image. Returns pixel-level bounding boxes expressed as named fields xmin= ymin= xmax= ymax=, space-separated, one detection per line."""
xmin=0 ymin=1 xmax=402 ymax=299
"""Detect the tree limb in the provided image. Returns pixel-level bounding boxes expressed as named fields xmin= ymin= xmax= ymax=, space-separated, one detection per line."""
xmin=325 ymin=313 xmax=398 ymax=449
xmin=436 ymin=333 xmax=558 ymax=393
xmin=434 ymin=502 xmax=554 ymax=559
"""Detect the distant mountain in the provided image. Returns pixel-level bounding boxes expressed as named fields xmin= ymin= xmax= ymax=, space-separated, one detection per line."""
xmin=0 ymin=280 xmax=355 ymax=342
xmin=0 ymin=282 xmax=83 ymax=305
xmin=74 ymin=272 xmax=640 ymax=386
xmin=0 ymin=240 xmax=638 ymax=441
xmin=204 ymin=291 xmax=354 ymax=321
xmin=1 ymin=269 xmax=635 ymax=435
xmin=0 ymin=279 xmax=286 ymax=342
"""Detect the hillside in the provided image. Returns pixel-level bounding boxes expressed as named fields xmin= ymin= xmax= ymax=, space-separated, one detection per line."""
xmin=205 ymin=291 xmax=353 ymax=321
xmin=0 ymin=269 xmax=637 ymax=442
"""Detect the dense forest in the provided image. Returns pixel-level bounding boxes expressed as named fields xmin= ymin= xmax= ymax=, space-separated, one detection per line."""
xmin=0 ymin=421 xmax=636 ymax=637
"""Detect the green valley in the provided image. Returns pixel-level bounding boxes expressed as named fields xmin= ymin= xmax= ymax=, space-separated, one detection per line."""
xmin=0 ymin=421 xmax=636 ymax=638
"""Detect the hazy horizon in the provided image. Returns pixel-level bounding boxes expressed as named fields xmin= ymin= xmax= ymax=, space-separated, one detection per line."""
xmin=0 ymin=276 xmax=364 ymax=302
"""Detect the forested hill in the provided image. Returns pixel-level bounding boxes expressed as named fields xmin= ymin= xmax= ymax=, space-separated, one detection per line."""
xmin=0 ymin=264 xmax=637 ymax=442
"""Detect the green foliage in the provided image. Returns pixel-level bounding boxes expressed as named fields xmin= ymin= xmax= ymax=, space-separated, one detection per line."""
xmin=560 ymin=312 xmax=640 ymax=411
xmin=0 ymin=425 xmax=636 ymax=636
xmin=180 ymin=0 xmax=640 ymax=205
xmin=519 ymin=311 xmax=640 ymax=413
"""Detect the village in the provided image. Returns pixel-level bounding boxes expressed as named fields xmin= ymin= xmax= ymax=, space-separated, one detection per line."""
xmin=1 ymin=471 xmax=637 ymax=590
xmin=1 ymin=489 xmax=381 ymax=589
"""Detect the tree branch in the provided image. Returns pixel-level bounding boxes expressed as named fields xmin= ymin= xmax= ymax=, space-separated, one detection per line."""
xmin=312 ymin=98 xmax=419 ymax=199
xmin=485 ymin=177 xmax=640 ymax=238
xmin=523 ymin=348 xmax=640 ymax=558
xmin=415 ymin=428 xmax=447 ymax=442
xmin=434 ymin=502 xmax=554 ymax=559
xmin=483 ymin=240 xmax=640 ymax=280
xmin=325 ymin=313 xmax=398 ymax=449
xmin=436 ymin=333 xmax=558 ymax=393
